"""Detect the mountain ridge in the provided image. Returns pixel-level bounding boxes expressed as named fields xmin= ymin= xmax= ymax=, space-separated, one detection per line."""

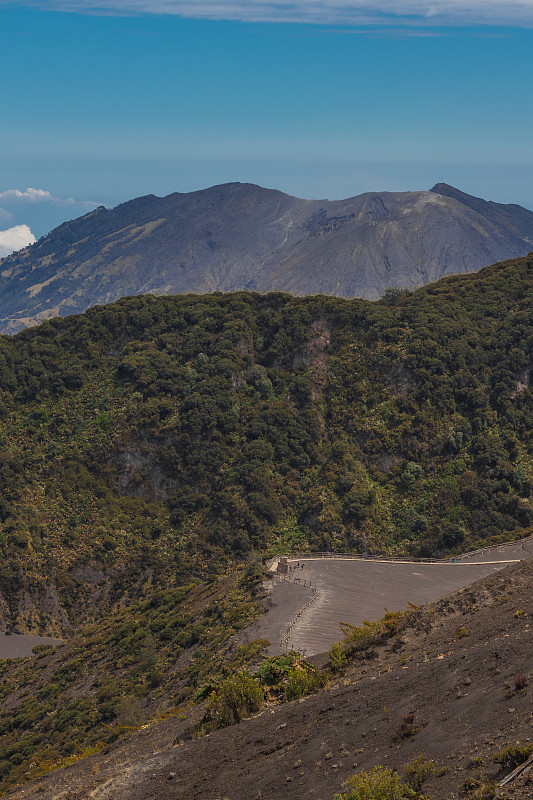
xmin=1 ymin=182 xmax=533 ymax=333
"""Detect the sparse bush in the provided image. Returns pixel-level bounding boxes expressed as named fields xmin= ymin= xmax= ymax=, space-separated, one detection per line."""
xmin=402 ymin=753 xmax=438 ymax=791
xmin=493 ymin=742 xmax=533 ymax=770
xmin=284 ymin=663 xmax=324 ymax=700
xmin=256 ymin=652 xmax=324 ymax=701
xmin=514 ymin=672 xmax=528 ymax=692
xmin=329 ymin=641 xmax=348 ymax=672
xmin=202 ymin=670 xmax=265 ymax=730
xmin=329 ymin=610 xmax=406 ymax=670
xmin=460 ymin=778 xmax=499 ymax=799
xmin=395 ymin=712 xmax=425 ymax=741
xmin=334 ymin=766 xmax=422 ymax=799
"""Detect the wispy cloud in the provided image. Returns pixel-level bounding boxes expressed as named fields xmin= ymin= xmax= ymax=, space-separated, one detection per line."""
xmin=0 ymin=187 xmax=98 ymax=210
xmin=5 ymin=0 xmax=533 ymax=27
xmin=0 ymin=187 xmax=75 ymax=204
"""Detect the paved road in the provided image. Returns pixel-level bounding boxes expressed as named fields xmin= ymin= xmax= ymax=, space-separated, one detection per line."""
xmin=267 ymin=539 xmax=533 ymax=657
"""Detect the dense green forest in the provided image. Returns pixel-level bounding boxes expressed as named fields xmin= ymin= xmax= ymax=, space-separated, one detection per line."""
xmin=0 ymin=253 xmax=532 ymax=631
xmin=0 ymin=252 xmax=532 ymax=789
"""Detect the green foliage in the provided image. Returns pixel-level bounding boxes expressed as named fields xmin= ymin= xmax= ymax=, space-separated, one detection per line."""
xmin=460 ymin=779 xmax=500 ymax=799
xmin=334 ymin=766 xmax=425 ymax=800
xmin=0 ymin=260 xmax=532 ymax=609
xmin=329 ymin=611 xmax=405 ymax=670
xmin=493 ymin=742 xmax=533 ymax=770
xmin=328 ymin=641 xmax=348 ymax=672
xmin=256 ymin=651 xmax=324 ymax=700
xmin=283 ymin=663 xmax=324 ymax=700
xmin=0 ymin=576 xmax=263 ymax=789
xmin=0 ymin=256 xmax=533 ymax=788
xmin=202 ymin=670 xmax=265 ymax=729
xmin=402 ymin=754 xmax=438 ymax=791
xmin=200 ymin=651 xmax=323 ymax=732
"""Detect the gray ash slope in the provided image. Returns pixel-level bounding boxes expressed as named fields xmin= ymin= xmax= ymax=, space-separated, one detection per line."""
xmin=1 ymin=181 xmax=532 ymax=333
xmin=8 ymin=558 xmax=533 ymax=800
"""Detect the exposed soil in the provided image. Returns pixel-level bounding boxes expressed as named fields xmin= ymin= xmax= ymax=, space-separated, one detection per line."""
xmin=7 ymin=557 xmax=533 ymax=800
xmin=0 ymin=633 xmax=63 ymax=660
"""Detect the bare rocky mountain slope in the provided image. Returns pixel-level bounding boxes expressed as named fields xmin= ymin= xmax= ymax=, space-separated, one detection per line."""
xmin=8 ymin=557 xmax=533 ymax=800
xmin=1 ymin=181 xmax=532 ymax=333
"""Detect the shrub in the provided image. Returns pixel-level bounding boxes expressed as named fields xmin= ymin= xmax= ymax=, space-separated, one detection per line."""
xmin=514 ymin=672 xmax=528 ymax=692
xmin=329 ymin=641 xmax=348 ymax=672
xmin=493 ymin=742 xmax=533 ymax=770
xmin=284 ymin=663 xmax=323 ymax=700
xmin=460 ymin=778 xmax=499 ymax=799
xmin=334 ymin=766 xmax=421 ymax=799
xmin=329 ymin=611 xmax=405 ymax=670
xmin=402 ymin=754 xmax=438 ymax=791
xmin=256 ymin=652 xmax=324 ymax=701
xmin=203 ymin=670 xmax=264 ymax=730
xmin=395 ymin=712 xmax=425 ymax=741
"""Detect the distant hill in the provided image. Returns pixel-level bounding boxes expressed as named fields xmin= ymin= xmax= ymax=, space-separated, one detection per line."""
xmin=0 ymin=181 xmax=532 ymax=333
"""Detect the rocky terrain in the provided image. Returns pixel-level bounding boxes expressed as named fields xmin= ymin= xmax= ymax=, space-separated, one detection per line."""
xmin=0 ymin=181 xmax=532 ymax=332
xmin=5 ymin=557 xmax=533 ymax=800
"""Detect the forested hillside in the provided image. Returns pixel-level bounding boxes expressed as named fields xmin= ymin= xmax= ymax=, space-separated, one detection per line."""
xmin=0 ymin=253 xmax=532 ymax=791
xmin=0 ymin=253 xmax=532 ymax=637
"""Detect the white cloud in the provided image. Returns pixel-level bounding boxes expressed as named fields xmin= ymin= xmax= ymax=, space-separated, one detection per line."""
xmin=8 ymin=0 xmax=533 ymax=27
xmin=0 ymin=188 xmax=100 ymax=240
xmin=0 ymin=187 xmax=77 ymax=205
xmin=0 ymin=225 xmax=36 ymax=259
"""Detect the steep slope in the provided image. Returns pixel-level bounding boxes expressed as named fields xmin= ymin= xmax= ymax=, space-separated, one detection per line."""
xmin=0 ymin=182 xmax=532 ymax=333
xmin=0 ymin=253 xmax=532 ymax=646
xmin=7 ymin=557 xmax=533 ymax=800
xmin=430 ymin=182 xmax=533 ymax=242
xmin=0 ymin=255 xmax=533 ymax=793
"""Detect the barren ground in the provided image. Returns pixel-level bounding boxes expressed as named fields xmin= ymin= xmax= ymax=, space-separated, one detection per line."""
xmin=6 ymin=556 xmax=533 ymax=800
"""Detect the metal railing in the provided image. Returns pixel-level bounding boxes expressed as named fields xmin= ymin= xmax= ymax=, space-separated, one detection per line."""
xmin=268 ymin=533 xmax=533 ymax=570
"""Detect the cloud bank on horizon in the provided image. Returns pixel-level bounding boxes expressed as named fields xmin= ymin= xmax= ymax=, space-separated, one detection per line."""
xmin=7 ymin=0 xmax=533 ymax=27
xmin=0 ymin=225 xmax=36 ymax=259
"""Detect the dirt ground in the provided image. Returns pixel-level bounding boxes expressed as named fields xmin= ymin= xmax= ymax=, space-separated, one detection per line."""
xmin=246 ymin=540 xmax=533 ymax=658
xmin=282 ymin=557 xmax=519 ymax=656
xmin=7 ymin=557 xmax=533 ymax=800
xmin=0 ymin=633 xmax=63 ymax=660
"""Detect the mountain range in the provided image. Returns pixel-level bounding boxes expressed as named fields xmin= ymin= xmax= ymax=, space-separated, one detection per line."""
xmin=0 ymin=181 xmax=532 ymax=333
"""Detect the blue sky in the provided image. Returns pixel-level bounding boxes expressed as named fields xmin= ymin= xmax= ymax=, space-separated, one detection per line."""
xmin=1 ymin=1 xmax=533 ymax=241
